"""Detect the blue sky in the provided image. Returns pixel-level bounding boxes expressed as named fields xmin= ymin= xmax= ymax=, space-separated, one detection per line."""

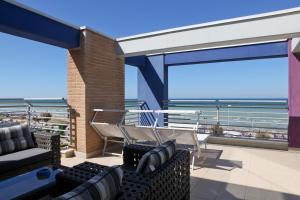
xmin=1 ymin=0 xmax=299 ymax=99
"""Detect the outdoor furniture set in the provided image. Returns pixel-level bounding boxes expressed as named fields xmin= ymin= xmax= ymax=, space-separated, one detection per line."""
xmin=0 ymin=123 xmax=190 ymax=200
xmin=55 ymin=143 xmax=190 ymax=200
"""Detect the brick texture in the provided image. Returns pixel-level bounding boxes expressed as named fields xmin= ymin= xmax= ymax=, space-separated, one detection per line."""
xmin=68 ymin=29 xmax=124 ymax=155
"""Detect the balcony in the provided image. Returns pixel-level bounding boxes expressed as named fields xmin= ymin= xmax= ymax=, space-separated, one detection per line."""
xmin=0 ymin=99 xmax=299 ymax=199
xmin=61 ymin=143 xmax=300 ymax=200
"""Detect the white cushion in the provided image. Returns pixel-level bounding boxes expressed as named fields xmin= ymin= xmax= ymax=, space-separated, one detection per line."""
xmin=197 ymin=134 xmax=209 ymax=142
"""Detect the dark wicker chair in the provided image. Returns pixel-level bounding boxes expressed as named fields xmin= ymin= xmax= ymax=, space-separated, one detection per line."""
xmin=122 ymin=145 xmax=190 ymax=200
xmin=55 ymin=144 xmax=190 ymax=200
xmin=33 ymin=132 xmax=61 ymax=166
xmin=55 ymin=164 xmax=151 ymax=200
xmin=0 ymin=131 xmax=60 ymax=180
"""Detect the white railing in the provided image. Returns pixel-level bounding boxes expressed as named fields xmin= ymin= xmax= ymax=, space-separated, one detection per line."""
xmin=125 ymin=99 xmax=289 ymax=141
xmin=1 ymin=98 xmax=287 ymax=145
xmin=164 ymin=99 xmax=288 ymax=126
xmin=0 ymin=98 xmax=72 ymax=148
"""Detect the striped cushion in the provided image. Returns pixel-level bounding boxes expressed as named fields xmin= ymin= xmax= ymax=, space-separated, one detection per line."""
xmin=0 ymin=124 xmax=35 ymax=155
xmin=56 ymin=166 xmax=123 ymax=200
xmin=136 ymin=140 xmax=176 ymax=174
xmin=161 ymin=140 xmax=176 ymax=159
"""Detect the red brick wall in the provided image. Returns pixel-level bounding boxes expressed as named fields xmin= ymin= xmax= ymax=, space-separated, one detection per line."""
xmin=68 ymin=28 xmax=124 ymax=156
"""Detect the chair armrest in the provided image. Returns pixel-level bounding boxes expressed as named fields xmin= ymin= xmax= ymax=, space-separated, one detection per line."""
xmin=55 ymin=162 xmax=151 ymax=200
xmin=123 ymin=150 xmax=190 ymax=200
xmin=33 ymin=132 xmax=61 ymax=166
xmin=123 ymin=144 xmax=154 ymax=169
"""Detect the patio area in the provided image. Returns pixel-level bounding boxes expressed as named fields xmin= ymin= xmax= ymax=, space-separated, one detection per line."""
xmin=2 ymin=2 xmax=300 ymax=200
xmin=62 ymin=144 xmax=300 ymax=200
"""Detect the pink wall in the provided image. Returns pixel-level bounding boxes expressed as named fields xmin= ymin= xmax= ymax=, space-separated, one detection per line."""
xmin=288 ymin=39 xmax=300 ymax=148
xmin=288 ymin=40 xmax=300 ymax=117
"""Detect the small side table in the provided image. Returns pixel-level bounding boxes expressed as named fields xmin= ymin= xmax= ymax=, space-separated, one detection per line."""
xmin=0 ymin=167 xmax=62 ymax=200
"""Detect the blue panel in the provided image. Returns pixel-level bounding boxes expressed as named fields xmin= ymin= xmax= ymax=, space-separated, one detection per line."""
xmin=0 ymin=1 xmax=80 ymax=49
xmin=125 ymin=55 xmax=146 ymax=67
xmin=165 ymin=41 xmax=288 ymax=66
xmin=138 ymin=55 xmax=168 ymax=126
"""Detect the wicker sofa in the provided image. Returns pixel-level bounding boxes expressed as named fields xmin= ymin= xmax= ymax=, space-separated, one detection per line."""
xmin=0 ymin=124 xmax=60 ymax=180
xmin=55 ymin=144 xmax=190 ymax=200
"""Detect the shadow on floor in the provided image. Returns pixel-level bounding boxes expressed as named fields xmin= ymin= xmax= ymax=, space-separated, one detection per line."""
xmin=193 ymin=149 xmax=243 ymax=171
xmin=105 ymin=145 xmax=242 ymax=171
xmin=100 ymin=142 xmax=124 ymax=157
xmin=190 ymin=177 xmax=300 ymax=200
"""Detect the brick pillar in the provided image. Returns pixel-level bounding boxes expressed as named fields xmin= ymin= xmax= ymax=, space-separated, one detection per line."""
xmin=68 ymin=28 xmax=124 ymax=158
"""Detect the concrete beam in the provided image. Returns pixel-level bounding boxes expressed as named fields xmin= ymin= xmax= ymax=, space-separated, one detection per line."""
xmin=117 ymin=7 xmax=300 ymax=57
xmin=0 ymin=0 xmax=80 ymax=49
xmin=292 ymin=38 xmax=300 ymax=54
xmin=165 ymin=41 xmax=288 ymax=66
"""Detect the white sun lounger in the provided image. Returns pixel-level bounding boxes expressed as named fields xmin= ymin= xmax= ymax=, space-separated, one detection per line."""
xmin=155 ymin=110 xmax=210 ymax=170
xmin=90 ymin=109 xmax=130 ymax=156
xmin=120 ymin=110 xmax=162 ymax=146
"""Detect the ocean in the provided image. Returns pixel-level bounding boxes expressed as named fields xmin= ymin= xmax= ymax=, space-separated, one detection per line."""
xmin=125 ymin=98 xmax=288 ymax=131
xmin=0 ymin=98 xmax=288 ymax=132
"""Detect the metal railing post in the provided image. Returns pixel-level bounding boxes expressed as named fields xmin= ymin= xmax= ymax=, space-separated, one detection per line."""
xmin=68 ymin=107 xmax=73 ymax=146
xmin=27 ymin=104 xmax=31 ymax=128
xmin=216 ymin=100 xmax=220 ymax=124
xmin=217 ymin=106 xmax=220 ymax=124
xmin=227 ymin=105 xmax=231 ymax=129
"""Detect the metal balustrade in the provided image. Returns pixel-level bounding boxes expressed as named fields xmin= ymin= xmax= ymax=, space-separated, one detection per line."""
xmin=0 ymin=98 xmax=72 ymax=148
xmin=0 ymin=98 xmax=289 ymax=147
xmin=126 ymin=99 xmax=289 ymax=141
xmin=164 ymin=99 xmax=288 ymax=127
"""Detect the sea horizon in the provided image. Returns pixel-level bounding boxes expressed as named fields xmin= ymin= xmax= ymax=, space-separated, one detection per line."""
xmin=125 ymin=97 xmax=288 ymax=100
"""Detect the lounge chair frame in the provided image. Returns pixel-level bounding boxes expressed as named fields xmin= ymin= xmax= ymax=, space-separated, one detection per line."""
xmin=155 ymin=110 xmax=209 ymax=170
xmin=90 ymin=109 xmax=130 ymax=156
xmin=120 ymin=110 xmax=162 ymax=146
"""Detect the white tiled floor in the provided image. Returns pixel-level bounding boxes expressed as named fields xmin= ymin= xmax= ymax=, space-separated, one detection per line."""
xmin=61 ymin=144 xmax=300 ymax=200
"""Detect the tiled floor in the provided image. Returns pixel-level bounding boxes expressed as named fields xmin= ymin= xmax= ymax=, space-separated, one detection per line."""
xmin=61 ymin=144 xmax=300 ymax=200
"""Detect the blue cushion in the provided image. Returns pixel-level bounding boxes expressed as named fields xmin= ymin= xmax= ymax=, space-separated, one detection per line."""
xmin=136 ymin=140 xmax=176 ymax=174
xmin=55 ymin=165 xmax=123 ymax=200
xmin=0 ymin=124 xmax=35 ymax=155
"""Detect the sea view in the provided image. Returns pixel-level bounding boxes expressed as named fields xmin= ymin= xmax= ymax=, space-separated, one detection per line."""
xmin=126 ymin=98 xmax=288 ymax=128
xmin=0 ymin=98 xmax=288 ymax=143
xmin=0 ymin=98 xmax=288 ymax=132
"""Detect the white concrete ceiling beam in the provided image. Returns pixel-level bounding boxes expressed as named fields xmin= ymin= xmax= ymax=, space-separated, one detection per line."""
xmin=292 ymin=38 xmax=300 ymax=53
xmin=117 ymin=7 xmax=300 ymax=57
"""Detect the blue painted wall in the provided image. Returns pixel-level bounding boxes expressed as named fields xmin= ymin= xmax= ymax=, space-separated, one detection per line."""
xmin=138 ymin=55 xmax=168 ymax=126
xmin=0 ymin=1 xmax=80 ymax=49
xmin=165 ymin=41 xmax=288 ymax=66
